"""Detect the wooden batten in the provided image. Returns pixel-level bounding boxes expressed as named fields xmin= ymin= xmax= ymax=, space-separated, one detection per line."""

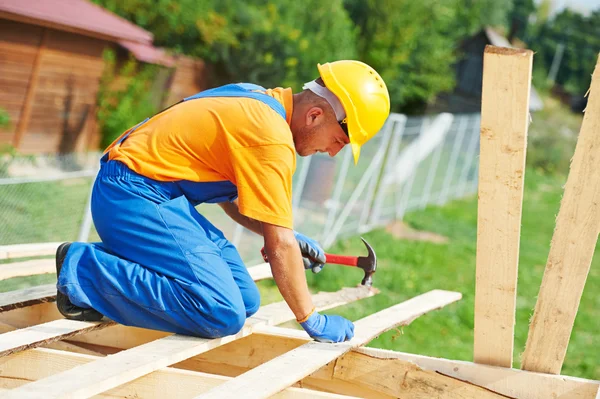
xmin=0 ymin=287 xmax=375 ymax=398
xmin=474 ymin=44 xmax=533 ymax=368
xmin=0 ymin=348 xmax=355 ymax=399
xmin=521 ymin=54 xmax=600 ymax=374
xmin=197 ymin=290 xmax=462 ymax=399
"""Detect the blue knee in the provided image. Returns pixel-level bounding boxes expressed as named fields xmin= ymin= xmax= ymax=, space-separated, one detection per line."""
xmin=200 ymin=302 xmax=246 ymax=338
xmin=244 ymin=284 xmax=261 ymax=317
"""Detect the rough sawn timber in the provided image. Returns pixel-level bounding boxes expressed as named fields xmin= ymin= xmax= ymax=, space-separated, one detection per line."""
xmin=197 ymin=289 xmax=462 ymax=399
xmin=1 ymin=286 xmax=375 ymax=399
xmin=474 ymin=44 xmax=532 ymax=368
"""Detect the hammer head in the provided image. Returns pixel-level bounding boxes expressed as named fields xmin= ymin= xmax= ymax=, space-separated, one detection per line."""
xmin=356 ymin=237 xmax=377 ymax=286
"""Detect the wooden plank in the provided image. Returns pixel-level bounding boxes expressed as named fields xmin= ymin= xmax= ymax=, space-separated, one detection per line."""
xmin=0 ymin=242 xmax=61 ymax=260
xmin=0 ymin=259 xmax=54 ymax=281
xmin=197 ymin=289 xmax=462 ymax=399
xmin=3 ymin=286 xmax=375 ymax=399
xmin=0 ymin=320 xmax=104 ymax=357
xmin=0 ymin=285 xmax=55 ymax=313
xmin=360 ymin=348 xmax=600 ymax=399
xmin=246 ymin=262 xmax=273 ymax=281
xmin=175 ymin=326 xmax=600 ymax=399
xmin=0 ymin=348 xmax=357 ymax=399
xmin=331 ymin=349 xmax=506 ymax=398
xmin=474 ymin=45 xmax=533 ymax=368
xmin=0 ymin=319 xmax=115 ymax=357
xmin=522 ymin=54 xmax=600 ymax=374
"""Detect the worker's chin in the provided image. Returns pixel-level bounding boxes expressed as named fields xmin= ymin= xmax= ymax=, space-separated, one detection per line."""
xmin=297 ymin=148 xmax=316 ymax=157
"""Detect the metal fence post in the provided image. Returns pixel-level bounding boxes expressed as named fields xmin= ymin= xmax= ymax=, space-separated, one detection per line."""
xmin=438 ymin=114 xmax=468 ymax=205
xmin=320 ymin=148 xmax=352 ymax=242
xmin=292 ymin=156 xmax=312 ymax=215
xmin=456 ymin=114 xmax=480 ymax=197
xmin=76 ymin=167 xmax=99 ymax=242
xmin=357 ymin=120 xmax=395 ymax=232
xmin=368 ymin=114 xmax=407 ymax=227
xmin=419 ymin=114 xmax=454 ymax=208
xmin=395 ymin=118 xmax=428 ymax=219
xmin=322 ymin=149 xmax=387 ymax=249
xmin=231 ymin=224 xmax=245 ymax=248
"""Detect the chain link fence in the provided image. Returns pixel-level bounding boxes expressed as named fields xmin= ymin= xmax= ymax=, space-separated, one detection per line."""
xmin=0 ymin=112 xmax=481 ymax=266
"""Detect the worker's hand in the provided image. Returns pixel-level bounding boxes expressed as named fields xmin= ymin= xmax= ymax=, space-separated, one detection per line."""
xmin=299 ymin=310 xmax=354 ymax=343
xmin=293 ymin=231 xmax=326 ymax=273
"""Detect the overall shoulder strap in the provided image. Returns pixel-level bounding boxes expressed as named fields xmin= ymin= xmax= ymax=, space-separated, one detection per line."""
xmin=183 ymin=83 xmax=287 ymax=120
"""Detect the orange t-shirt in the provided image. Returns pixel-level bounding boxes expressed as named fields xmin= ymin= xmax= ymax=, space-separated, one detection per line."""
xmin=106 ymin=87 xmax=296 ymax=229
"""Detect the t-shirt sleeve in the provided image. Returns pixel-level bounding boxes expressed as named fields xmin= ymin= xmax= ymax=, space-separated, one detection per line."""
xmin=231 ymin=144 xmax=295 ymax=229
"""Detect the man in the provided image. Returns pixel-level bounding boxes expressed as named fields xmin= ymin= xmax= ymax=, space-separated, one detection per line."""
xmin=56 ymin=60 xmax=390 ymax=343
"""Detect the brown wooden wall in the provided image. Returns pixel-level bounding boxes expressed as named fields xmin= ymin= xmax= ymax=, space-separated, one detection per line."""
xmin=0 ymin=19 xmax=109 ymax=154
xmin=1 ymin=19 xmax=210 ymax=155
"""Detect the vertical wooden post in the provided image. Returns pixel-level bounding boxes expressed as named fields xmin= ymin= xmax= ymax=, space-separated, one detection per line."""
xmin=13 ymin=28 xmax=48 ymax=149
xmin=521 ymin=54 xmax=600 ymax=374
xmin=474 ymin=45 xmax=532 ymax=368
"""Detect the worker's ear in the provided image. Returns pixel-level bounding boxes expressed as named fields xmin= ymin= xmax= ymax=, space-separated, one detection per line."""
xmin=305 ymin=106 xmax=326 ymax=127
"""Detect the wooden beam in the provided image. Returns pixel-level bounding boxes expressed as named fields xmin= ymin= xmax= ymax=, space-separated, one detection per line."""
xmin=0 ymin=320 xmax=105 ymax=357
xmin=0 ymin=319 xmax=115 ymax=357
xmin=357 ymin=348 xmax=600 ymax=399
xmin=0 ymin=259 xmax=54 ymax=281
xmin=0 ymin=348 xmax=357 ymax=399
xmin=13 ymin=28 xmax=47 ymax=148
xmin=3 ymin=286 xmax=374 ymax=399
xmin=176 ymin=326 xmax=600 ymax=399
xmin=521 ymin=54 xmax=600 ymax=374
xmin=246 ymin=262 xmax=273 ymax=281
xmin=0 ymin=285 xmax=54 ymax=313
xmin=0 ymin=243 xmax=61 ymax=260
xmin=474 ymin=44 xmax=533 ymax=368
xmin=197 ymin=289 xmax=462 ymax=399
xmin=329 ymin=349 xmax=506 ymax=398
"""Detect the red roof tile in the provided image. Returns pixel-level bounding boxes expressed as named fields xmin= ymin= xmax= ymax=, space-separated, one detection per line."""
xmin=119 ymin=40 xmax=175 ymax=67
xmin=0 ymin=0 xmax=152 ymax=44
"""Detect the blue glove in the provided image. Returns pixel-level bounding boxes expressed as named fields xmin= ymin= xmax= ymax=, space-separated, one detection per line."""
xmin=299 ymin=310 xmax=355 ymax=343
xmin=294 ymin=231 xmax=326 ymax=273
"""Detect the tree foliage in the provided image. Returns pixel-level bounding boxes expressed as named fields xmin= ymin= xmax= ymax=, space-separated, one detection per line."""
xmin=528 ymin=9 xmax=600 ymax=95
xmin=343 ymin=0 xmax=512 ymax=113
xmin=96 ymin=50 xmax=159 ymax=148
xmin=94 ymin=0 xmax=356 ymax=90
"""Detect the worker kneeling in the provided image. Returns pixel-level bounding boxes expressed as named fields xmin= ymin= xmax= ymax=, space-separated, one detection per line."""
xmin=55 ymin=60 xmax=390 ymax=342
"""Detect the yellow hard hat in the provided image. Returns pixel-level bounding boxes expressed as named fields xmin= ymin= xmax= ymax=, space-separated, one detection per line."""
xmin=318 ymin=60 xmax=390 ymax=164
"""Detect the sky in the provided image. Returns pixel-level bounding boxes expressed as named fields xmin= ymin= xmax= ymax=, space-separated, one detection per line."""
xmin=538 ymin=0 xmax=600 ymax=16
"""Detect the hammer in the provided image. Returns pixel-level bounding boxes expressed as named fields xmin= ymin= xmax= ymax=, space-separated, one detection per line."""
xmin=261 ymin=237 xmax=377 ymax=287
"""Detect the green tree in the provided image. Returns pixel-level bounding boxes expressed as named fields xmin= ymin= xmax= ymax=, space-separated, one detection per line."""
xmin=344 ymin=0 xmax=512 ymax=113
xmin=529 ymin=9 xmax=600 ymax=95
xmin=96 ymin=50 xmax=159 ymax=147
xmin=94 ymin=0 xmax=357 ymax=91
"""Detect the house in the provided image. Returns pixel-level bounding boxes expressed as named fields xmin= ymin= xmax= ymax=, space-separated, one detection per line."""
xmin=0 ymin=0 xmax=208 ymax=154
xmin=429 ymin=27 xmax=544 ymax=114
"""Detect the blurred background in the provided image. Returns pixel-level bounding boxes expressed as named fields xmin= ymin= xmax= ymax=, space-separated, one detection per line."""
xmin=0 ymin=0 xmax=598 ymax=379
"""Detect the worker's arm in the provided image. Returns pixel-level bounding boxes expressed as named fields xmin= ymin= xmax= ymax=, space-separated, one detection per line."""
xmin=218 ymin=199 xmax=263 ymax=236
xmin=262 ymin=222 xmax=354 ymax=343
xmin=219 ymin=200 xmax=327 ymax=273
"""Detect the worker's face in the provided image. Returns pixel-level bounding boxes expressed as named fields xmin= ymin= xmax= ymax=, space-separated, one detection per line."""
xmin=292 ymin=106 xmax=350 ymax=157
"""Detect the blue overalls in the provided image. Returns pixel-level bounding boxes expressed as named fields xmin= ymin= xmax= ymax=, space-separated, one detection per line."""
xmin=58 ymin=84 xmax=286 ymax=338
